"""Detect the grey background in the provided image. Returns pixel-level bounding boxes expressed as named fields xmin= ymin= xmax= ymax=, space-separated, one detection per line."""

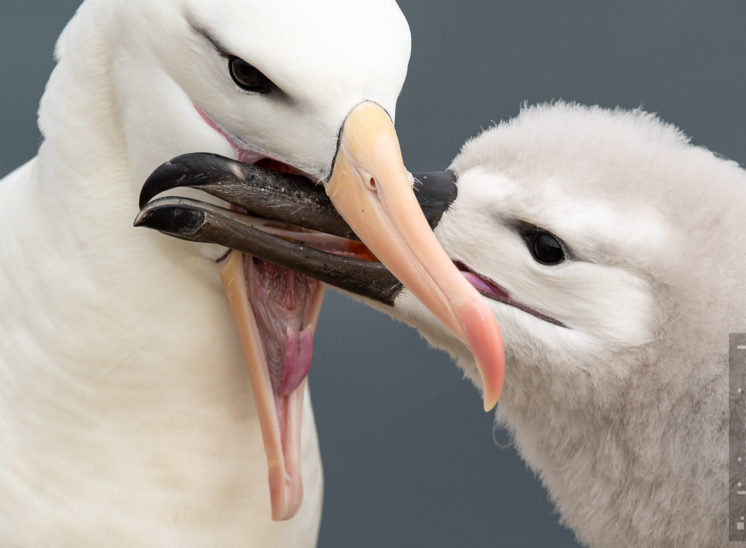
xmin=2 ymin=2 xmax=745 ymax=547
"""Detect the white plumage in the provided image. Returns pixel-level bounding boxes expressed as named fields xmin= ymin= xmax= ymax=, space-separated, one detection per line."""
xmin=362 ymin=103 xmax=743 ymax=547
xmin=0 ymin=0 xmax=411 ymax=545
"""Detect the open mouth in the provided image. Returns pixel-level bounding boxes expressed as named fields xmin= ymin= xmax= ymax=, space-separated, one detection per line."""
xmin=209 ymin=154 xmax=326 ymax=521
xmin=197 ymin=106 xmax=331 ymax=519
xmin=135 ymin=149 xmax=506 ymax=520
xmin=136 ymin=140 xmax=413 ymax=521
xmin=217 ymin=249 xmax=323 ymax=521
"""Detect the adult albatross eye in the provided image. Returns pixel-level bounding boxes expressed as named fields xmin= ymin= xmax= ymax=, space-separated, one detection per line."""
xmin=527 ymin=231 xmax=566 ymax=265
xmin=228 ymin=56 xmax=273 ymax=94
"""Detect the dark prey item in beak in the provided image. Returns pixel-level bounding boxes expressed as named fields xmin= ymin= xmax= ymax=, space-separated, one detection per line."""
xmin=135 ymin=197 xmax=403 ymax=304
xmin=138 ymin=153 xmax=457 ymax=241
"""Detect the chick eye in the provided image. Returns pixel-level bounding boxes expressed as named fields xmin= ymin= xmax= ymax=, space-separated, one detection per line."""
xmin=228 ymin=57 xmax=273 ymax=94
xmin=526 ymin=231 xmax=566 ymax=265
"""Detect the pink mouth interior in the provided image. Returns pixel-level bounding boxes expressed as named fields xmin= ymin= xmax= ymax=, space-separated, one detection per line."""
xmin=198 ymin=102 xmax=322 ymax=397
xmin=456 ymin=262 xmax=566 ymax=328
xmin=245 ymin=256 xmax=317 ymax=397
xmin=197 ymin=102 xmax=329 ymax=519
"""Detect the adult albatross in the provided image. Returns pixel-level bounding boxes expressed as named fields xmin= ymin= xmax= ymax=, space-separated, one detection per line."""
xmin=0 ymin=0 xmax=503 ymax=545
xmin=142 ymin=102 xmax=744 ymax=546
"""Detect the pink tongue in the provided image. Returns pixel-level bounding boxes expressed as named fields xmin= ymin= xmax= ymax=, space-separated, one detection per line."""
xmin=245 ymin=257 xmax=316 ymax=395
xmin=280 ymin=327 xmax=314 ymax=395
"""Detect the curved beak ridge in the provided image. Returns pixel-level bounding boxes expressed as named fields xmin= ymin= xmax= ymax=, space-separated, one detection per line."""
xmin=323 ymin=102 xmax=504 ymax=410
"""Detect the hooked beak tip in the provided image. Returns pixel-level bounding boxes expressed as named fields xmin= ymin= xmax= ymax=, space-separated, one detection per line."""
xmin=325 ymin=101 xmax=506 ymax=410
xmin=133 ymin=201 xmax=206 ymax=236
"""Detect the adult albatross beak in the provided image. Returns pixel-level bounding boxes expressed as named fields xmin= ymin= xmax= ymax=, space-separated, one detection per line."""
xmin=136 ymin=101 xmax=504 ymax=521
xmin=325 ymin=102 xmax=504 ymax=410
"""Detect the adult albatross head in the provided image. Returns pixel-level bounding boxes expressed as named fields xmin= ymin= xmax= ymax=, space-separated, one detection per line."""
xmin=127 ymin=0 xmax=504 ymax=520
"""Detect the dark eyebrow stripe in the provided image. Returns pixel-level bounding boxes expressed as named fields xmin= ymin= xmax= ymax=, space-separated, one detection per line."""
xmin=185 ymin=16 xmax=292 ymax=102
xmin=188 ymin=19 xmax=231 ymax=57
